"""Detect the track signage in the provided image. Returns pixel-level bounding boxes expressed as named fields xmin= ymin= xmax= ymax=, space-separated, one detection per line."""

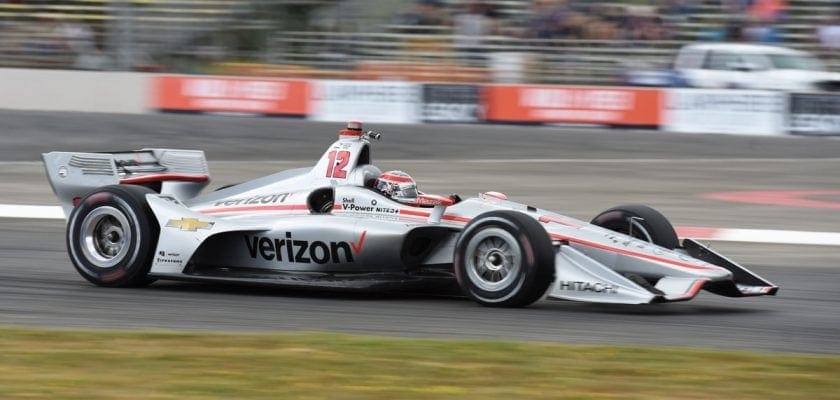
xmin=153 ymin=76 xmax=309 ymax=115
xmin=484 ymin=85 xmax=663 ymax=125
xmin=789 ymin=93 xmax=840 ymax=135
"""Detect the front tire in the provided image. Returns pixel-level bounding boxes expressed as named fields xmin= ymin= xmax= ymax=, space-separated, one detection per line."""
xmin=590 ymin=204 xmax=679 ymax=249
xmin=66 ymin=185 xmax=159 ymax=287
xmin=454 ymin=211 xmax=555 ymax=307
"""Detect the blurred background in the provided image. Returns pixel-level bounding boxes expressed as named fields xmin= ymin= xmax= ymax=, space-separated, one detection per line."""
xmin=0 ymin=0 xmax=837 ymax=85
xmin=1 ymin=5 xmax=840 ymax=394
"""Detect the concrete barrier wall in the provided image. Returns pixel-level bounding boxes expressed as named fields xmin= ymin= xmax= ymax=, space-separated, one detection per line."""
xmin=2 ymin=69 xmax=837 ymax=136
xmin=0 ymin=69 xmax=148 ymax=114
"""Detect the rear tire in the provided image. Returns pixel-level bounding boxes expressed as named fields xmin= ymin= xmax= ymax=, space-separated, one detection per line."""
xmin=590 ymin=204 xmax=679 ymax=249
xmin=66 ymin=185 xmax=159 ymax=287
xmin=454 ymin=211 xmax=555 ymax=307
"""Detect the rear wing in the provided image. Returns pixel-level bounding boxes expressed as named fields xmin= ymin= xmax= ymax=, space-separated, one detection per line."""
xmin=43 ymin=149 xmax=210 ymax=216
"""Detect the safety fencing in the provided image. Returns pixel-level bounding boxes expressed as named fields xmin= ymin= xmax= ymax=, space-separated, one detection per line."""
xmin=151 ymin=74 xmax=840 ymax=136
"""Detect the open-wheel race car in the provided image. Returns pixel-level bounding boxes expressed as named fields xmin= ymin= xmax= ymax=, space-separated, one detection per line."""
xmin=43 ymin=121 xmax=778 ymax=307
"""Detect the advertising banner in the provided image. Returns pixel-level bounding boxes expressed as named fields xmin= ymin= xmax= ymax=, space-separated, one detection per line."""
xmin=153 ymin=76 xmax=309 ymax=115
xmin=663 ymin=89 xmax=786 ymax=136
xmin=789 ymin=93 xmax=840 ymax=136
xmin=421 ymin=84 xmax=481 ymax=123
xmin=484 ymin=85 xmax=663 ymax=125
xmin=309 ymin=80 xmax=421 ymax=124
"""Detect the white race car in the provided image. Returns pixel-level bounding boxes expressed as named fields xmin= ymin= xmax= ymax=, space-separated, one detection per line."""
xmin=43 ymin=122 xmax=778 ymax=307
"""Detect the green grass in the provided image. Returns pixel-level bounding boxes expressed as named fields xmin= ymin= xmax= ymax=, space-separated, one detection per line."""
xmin=0 ymin=327 xmax=838 ymax=400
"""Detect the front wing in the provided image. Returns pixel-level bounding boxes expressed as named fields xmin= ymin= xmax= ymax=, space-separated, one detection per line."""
xmin=548 ymin=242 xmax=778 ymax=304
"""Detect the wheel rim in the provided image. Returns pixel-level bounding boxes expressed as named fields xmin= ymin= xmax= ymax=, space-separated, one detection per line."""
xmin=80 ymin=206 xmax=131 ymax=268
xmin=464 ymin=227 xmax=521 ymax=291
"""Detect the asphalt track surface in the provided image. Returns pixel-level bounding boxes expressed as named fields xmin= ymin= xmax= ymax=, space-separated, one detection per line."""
xmin=1 ymin=110 xmax=839 ymax=354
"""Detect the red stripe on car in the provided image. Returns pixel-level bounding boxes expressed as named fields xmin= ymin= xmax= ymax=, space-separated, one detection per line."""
xmin=121 ymin=173 xmax=209 ymax=184
xmin=549 ymin=233 xmax=719 ymax=271
xmin=199 ymin=204 xmax=309 ymax=214
xmin=539 ymin=215 xmax=583 ymax=228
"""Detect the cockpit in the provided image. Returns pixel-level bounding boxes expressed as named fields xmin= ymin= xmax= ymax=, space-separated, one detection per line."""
xmin=307 ymin=121 xmax=460 ymax=214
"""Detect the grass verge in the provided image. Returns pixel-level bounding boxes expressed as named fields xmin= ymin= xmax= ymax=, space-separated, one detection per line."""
xmin=0 ymin=327 xmax=838 ymax=400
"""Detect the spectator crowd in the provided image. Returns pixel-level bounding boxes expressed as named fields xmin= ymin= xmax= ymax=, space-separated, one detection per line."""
xmin=393 ymin=0 xmax=837 ymax=46
xmin=394 ymin=0 xmax=688 ymax=41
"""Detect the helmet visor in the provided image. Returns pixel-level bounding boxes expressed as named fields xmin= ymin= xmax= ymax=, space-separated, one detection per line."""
xmin=396 ymin=185 xmax=417 ymax=199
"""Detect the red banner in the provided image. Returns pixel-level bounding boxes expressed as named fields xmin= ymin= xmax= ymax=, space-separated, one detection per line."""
xmin=484 ymin=85 xmax=663 ymax=125
xmin=153 ymin=76 xmax=309 ymax=115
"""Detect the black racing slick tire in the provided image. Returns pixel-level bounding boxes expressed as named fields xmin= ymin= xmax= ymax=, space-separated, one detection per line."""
xmin=454 ymin=211 xmax=555 ymax=308
xmin=66 ymin=185 xmax=159 ymax=287
xmin=590 ymin=204 xmax=679 ymax=250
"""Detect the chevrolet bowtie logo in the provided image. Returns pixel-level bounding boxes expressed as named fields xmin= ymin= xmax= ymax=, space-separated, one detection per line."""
xmin=166 ymin=218 xmax=214 ymax=232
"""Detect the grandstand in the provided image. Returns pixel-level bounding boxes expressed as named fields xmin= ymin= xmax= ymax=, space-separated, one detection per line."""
xmin=0 ymin=0 xmax=837 ymax=84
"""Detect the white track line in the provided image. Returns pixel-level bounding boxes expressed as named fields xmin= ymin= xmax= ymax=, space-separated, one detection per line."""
xmin=202 ymin=157 xmax=840 ymax=164
xmin=453 ymin=158 xmax=840 ymax=164
xmin=0 ymin=204 xmax=64 ymax=219
xmin=2 ymin=203 xmax=838 ymax=246
xmin=675 ymin=226 xmax=840 ymax=246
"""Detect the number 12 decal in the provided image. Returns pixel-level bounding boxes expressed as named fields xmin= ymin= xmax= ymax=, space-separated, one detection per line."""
xmin=326 ymin=150 xmax=350 ymax=178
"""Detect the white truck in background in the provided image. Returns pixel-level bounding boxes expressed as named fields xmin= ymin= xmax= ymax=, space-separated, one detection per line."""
xmin=675 ymin=43 xmax=840 ymax=92
xmin=626 ymin=43 xmax=840 ymax=92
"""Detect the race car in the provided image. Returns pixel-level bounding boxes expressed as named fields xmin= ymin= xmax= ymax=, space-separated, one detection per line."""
xmin=42 ymin=121 xmax=778 ymax=307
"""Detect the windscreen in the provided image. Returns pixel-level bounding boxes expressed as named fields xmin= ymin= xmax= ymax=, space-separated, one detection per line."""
xmin=768 ymin=54 xmax=824 ymax=71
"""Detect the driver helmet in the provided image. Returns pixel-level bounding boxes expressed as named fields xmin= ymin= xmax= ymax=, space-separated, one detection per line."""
xmin=375 ymin=170 xmax=418 ymax=204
